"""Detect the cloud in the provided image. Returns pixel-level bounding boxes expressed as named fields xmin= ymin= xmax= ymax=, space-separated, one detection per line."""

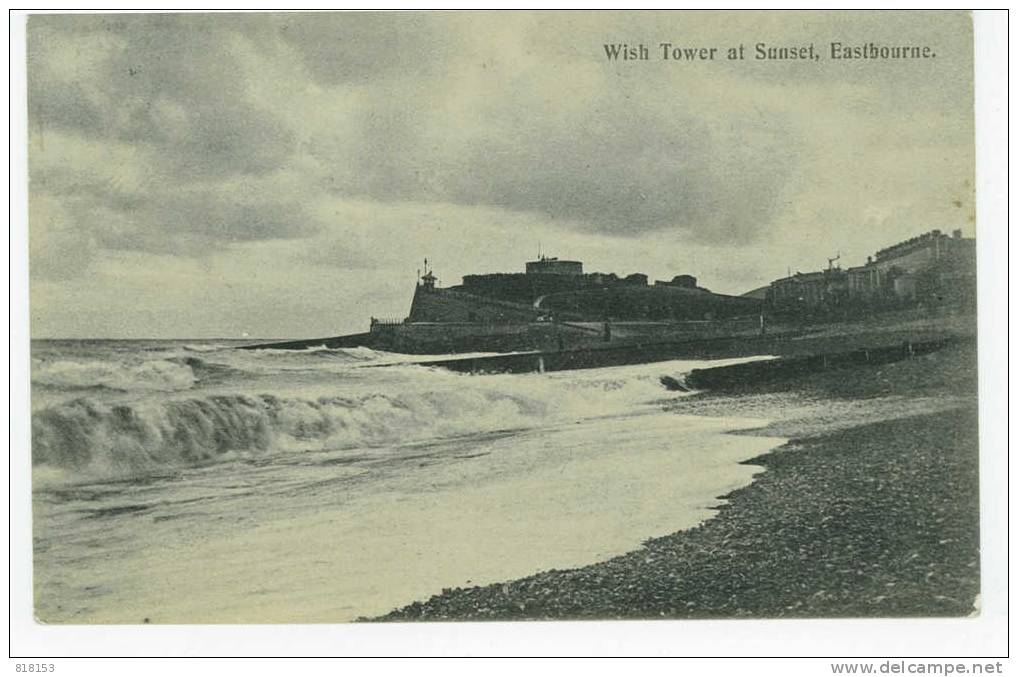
xmin=31 ymin=168 xmax=322 ymax=258
xmin=296 ymin=37 xmax=802 ymax=242
xmin=30 ymin=138 xmax=322 ymax=262
xmin=29 ymin=193 xmax=98 ymax=280
xmin=273 ymin=12 xmax=457 ymax=85
xmin=24 ymin=11 xmax=975 ymax=336
xmin=29 ymin=14 xmax=296 ymax=177
xmin=85 ymin=190 xmax=319 ymax=254
xmin=438 ymin=106 xmax=798 ymax=244
xmin=28 ymin=12 xmax=971 ymax=249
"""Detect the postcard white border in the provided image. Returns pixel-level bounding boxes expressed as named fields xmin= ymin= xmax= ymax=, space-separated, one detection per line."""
xmin=6 ymin=5 xmax=1010 ymax=665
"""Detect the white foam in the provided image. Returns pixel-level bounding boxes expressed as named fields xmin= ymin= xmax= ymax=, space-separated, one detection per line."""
xmin=31 ymin=354 xmax=774 ymax=482
xmin=32 ymin=359 xmax=196 ymax=392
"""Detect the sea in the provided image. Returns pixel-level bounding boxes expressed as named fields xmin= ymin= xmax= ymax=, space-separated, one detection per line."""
xmin=30 ymin=339 xmax=785 ymax=623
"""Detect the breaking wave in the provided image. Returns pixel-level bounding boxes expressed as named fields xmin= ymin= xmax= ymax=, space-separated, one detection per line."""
xmin=238 ymin=346 xmax=385 ymax=360
xmin=31 ymin=366 xmax=682 ymax=480
xmin=182 ymin=343 xmax=233 ymax=353
xmin=32 ymin=359 xmax=197 ymax=393
xmin=30 ymin=347 xmax=403 ymax=395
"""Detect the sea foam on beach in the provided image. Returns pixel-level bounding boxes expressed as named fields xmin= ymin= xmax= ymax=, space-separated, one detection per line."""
xmin=31 ymin=339 xmax=783 ymax=623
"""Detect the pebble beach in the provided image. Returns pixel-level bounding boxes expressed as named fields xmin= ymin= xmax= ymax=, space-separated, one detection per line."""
xmin=376 ymin=342 xmax=980 ymax=621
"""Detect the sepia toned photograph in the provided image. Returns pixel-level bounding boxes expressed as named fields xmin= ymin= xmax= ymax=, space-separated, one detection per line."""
xmin=22 ymin=9 xmax=988 ymax=633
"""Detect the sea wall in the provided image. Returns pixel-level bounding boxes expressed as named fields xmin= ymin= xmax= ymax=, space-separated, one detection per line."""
xmin=236 ymin=333 xmax=374 ymax=351
xmin=574 ymin=318 xmax=761 ymax=341
xmin=240 ymin=308 xmax=975 ymax=357
xmin=368 ymin=322 xmax=579 ymax=354
xmin=370 ymin=318 xmax=764 ymax=355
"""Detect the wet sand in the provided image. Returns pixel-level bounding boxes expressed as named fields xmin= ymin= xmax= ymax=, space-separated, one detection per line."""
xmin=376 ymin=343 xmax=980 ymax=620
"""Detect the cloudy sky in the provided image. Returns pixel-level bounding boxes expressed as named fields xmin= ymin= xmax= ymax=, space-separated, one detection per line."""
xmin=27 ymin=11 xmax=973 ymax=338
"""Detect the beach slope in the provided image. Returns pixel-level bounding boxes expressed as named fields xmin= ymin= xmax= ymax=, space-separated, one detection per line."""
xmin=376 ymin=343 xmax=979 ymax=620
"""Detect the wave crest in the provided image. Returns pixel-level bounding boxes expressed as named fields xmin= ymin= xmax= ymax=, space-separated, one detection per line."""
xmin=31 ymin=386 xmax=549 ymax=478
xmin=30 ymin=361 xmax=689 ymax=481
xmin=32 ymin=359 xmax=196 ymax=392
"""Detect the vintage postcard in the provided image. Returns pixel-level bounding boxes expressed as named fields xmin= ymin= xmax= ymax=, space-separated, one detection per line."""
xmin=24 ymin=10 xmax=987 ymax=633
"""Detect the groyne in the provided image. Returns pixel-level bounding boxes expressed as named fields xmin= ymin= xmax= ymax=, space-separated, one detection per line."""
xmin=683 ymin=337 xmax=966 ymax=390
xmin=387 ymin=335 xmax=968 ymax=377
